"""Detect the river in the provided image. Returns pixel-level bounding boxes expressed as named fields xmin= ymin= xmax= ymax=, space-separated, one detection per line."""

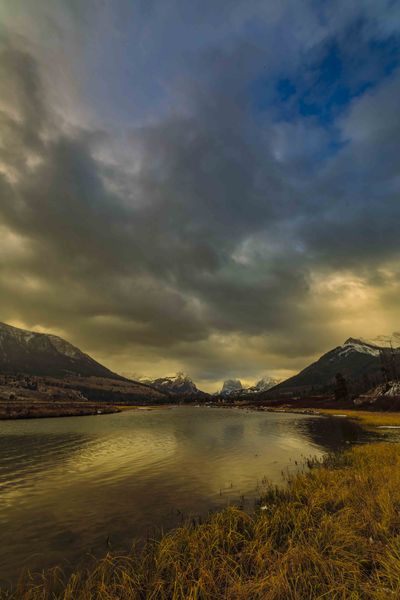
xmin=0 ymin=406 xmax=373 ymax=585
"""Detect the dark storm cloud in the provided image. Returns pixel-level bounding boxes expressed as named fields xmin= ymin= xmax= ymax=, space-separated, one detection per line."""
xmin=297 ymin=74 xmax=400 ymax=270
xmin=0 ymin=0 xmax=399 ymax=388
xmin=0 ymin=35 xmax=306 ymax=339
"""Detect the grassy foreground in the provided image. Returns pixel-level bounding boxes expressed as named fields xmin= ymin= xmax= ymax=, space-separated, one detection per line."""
xmin=4 ymin=443 xmax=400 ymax=600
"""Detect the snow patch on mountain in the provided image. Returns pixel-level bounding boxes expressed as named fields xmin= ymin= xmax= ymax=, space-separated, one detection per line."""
xmin=0 ymin=323 xmax=88 ymax=361
xmin=355 ymin=380 xmax=400 ymax=406
xmin=255 ymin=376 xmax=280 ymax=391
xmin=142 ymin=373 xmax=203 ymax=396
xmin=0 ymin=321 xmax=118 ymax=378
xmin=337 ymin=338 xmax=381 ymax=358
xmin=219 ymin=376 xmax=280 ymax=397
xmin=0 ymin=322 xmax=36 ymax=343
xmin=47 ymin=335 xmax=85 ymax=360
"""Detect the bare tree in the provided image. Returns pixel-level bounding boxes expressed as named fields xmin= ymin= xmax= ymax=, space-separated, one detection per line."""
xmin=373 ymin=334 xmax=400 ymax=382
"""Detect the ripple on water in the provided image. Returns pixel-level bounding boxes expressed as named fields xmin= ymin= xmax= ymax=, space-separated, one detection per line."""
xmin=0 ymin=407 xmax=373 ymax=585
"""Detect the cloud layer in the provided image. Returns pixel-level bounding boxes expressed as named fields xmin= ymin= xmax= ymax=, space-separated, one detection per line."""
xmin=0 ymin=0 xmax=399 ymax=390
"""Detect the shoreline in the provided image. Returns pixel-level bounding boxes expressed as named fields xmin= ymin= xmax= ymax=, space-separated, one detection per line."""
xmin=205 ymin=400 xmax=400 ymax=430
xmin=3 ymin=397 xmax=400 ymax=427
xmin=0 ymin=402 xmax=120 ymax=421
xmin=4 ymin=440 xmax=400 ymax=599
xmin=258 ymin=405 xmax=400 ymax=429
xmin=1 ymin=404 xmax=399 ymax=598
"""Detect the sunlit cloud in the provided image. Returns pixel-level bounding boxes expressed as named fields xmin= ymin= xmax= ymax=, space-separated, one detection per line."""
xmin=0 ymin=0 xmax=399 ymax=391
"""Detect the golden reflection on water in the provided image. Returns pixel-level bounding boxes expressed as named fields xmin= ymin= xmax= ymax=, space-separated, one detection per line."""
xmin=0 ymin=407 xmax=366 ymax=585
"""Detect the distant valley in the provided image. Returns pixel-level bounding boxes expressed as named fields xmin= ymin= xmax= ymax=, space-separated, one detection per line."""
xmin=0 ymin=322 xmax=399 ymax=418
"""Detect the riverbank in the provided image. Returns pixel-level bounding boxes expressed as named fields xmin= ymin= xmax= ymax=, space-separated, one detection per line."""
xmin=315 ymin=408 xmax=400 ymax=429
xmin=261 ymin=406 xmax=400 ymax=429
xmin=0 ymin=373 xmax=169 ymax=420
xmin=116 ymin=403 xmax=177 ymax=411
xmin=4 ymin=440 xmax=400 ymax=599
xmin=0 ymin=400 xmax=120 ymax=419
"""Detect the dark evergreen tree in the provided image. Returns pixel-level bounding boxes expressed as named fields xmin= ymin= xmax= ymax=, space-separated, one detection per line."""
xmin=334 ymin=373 xmax=348 ymax=401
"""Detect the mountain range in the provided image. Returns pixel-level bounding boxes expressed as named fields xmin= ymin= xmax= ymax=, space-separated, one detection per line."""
xmin=0 ymin=322 xmax=208 ymax=403
xmin=1 ymin=322 xmax=398 ymax=405
xmin=262 ymin=337 xmax=393 ymax=398
xmin=141 ymin=373 xmax=205 ymax=397
xmin=219 ymin=376 xmax=280 ymax=397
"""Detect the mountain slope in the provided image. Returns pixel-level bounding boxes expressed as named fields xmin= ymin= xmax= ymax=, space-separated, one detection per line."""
xmin=254 ymin=376 xmax=281 ymax=392
xmin=265 ymin=338 xmax=386 ymax=397
xmin=0 ymin=322 xmax=121 ymax=378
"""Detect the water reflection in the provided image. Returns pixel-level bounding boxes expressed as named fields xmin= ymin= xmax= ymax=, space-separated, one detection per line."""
xmin=297 ymin=415 xmax=375 ymax=452
xmin=0 ymin=407 xmax=374 ymax=586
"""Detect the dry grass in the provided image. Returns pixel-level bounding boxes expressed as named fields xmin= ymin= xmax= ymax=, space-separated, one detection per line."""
xmin=318 ymin=408 xmax=400 ymax=428
xmin=3 ymin=443 xmax=400 ymax=599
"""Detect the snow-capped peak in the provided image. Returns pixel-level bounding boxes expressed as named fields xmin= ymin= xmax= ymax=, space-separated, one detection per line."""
xmin=339 ymin=338 xmax=381 ymax=358
xmin=142 ymin=373 xmax=201 ymax=395
xmin=220 ymin=379 xmax=243 ymax=395
xmin=255 ymin=376 xmax=280 ymax=391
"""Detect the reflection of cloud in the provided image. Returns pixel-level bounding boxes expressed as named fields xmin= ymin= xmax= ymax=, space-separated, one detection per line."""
xmin=0 ymin=409 xmax=327 ymax=514
xmin=0 ymin=427 xmax=178 ymax=511
xmin=62 ymin=430 xmax=179 ymax=483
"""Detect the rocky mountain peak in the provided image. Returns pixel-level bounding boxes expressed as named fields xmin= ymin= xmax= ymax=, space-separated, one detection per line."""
xmin=221 ymin=379 xmax=243 ymax=395
xmin=142 ymin=373 xmax=204 ymax=396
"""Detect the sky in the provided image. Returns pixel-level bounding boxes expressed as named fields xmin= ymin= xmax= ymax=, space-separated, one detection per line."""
xmin=0 ymin=0 xmax=399 ymax=392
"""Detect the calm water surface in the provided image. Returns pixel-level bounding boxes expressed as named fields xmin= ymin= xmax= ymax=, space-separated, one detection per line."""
xmin=0 ymin=406 xmax=372 ymax=585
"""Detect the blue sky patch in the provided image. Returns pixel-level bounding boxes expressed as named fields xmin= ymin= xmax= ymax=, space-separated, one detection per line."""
xmin=249 ymin=21 xmax=400 ymax=128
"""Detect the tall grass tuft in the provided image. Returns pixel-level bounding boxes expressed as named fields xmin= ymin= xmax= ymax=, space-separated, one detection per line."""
xmin=3 ymin=443 xmax=400 ymax=599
